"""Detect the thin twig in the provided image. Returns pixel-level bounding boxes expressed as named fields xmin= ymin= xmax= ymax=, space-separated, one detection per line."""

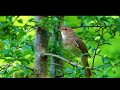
xmin=43 ymin=53 xmax=92 ymax=69
xmin=7 ymin=16 xmax=19 ymax=29
xmin=71 ymin=25 xmax=117 ymax=29
xmin=100 ymin=19 xmax=106 ymax=27
xmin=17 ymin=64 xmax=33 ymax=71
xmin=24 ymin=66 xmax=34 ymax=71
xmin=92 ymin=40 xmax=101 ymax=69
xmin=12 ymin=16 xmax=19 ymax=25
xmin=2 ymin=63 xmax=11 ymax=74
xmin=72 ymin=26 xmax=107 ymax=28
xmin=92 ymin=29 xmax=104 ymax=69
xmin=26 ymin=26 xmax=34 ymax=33
xmin=0 ymin=63 xmax=33 ymax=73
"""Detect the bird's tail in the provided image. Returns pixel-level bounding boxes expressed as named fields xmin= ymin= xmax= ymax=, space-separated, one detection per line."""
xmin=81 ymin=56 xmax=91 ymax=78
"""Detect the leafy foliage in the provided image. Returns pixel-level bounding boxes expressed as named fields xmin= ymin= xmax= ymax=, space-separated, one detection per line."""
xmin=0 ymin=16 xmax=120 ymax=78
xmin=0 ymin=16 xmax=34 ymax=78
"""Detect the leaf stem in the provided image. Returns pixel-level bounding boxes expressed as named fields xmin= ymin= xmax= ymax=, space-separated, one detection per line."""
xmin=92 ymin=28 xmax=104 ymax=69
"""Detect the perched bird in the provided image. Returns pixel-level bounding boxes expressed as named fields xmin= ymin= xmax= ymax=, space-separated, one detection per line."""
xmin=59 ymin=26 xmax=91 ymax=77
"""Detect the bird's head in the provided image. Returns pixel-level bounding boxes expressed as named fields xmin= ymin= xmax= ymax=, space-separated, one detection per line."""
xmin=59 ymin=26 xmax=74 ymax=36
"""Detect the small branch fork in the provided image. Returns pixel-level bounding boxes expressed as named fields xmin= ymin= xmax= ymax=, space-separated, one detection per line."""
xmin=0 ymin=63 xmax=34 ymax=73
xmin=92 ymin=20 xmax=106 ymax=69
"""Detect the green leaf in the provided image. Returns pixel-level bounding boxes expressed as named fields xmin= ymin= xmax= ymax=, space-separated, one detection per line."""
xmin=13 ymin=60 xmax=21 ymax=66
xmin=0 ymin=22 xmax=3 ymax=26
xmin=104 ymin=63 xmax=110 ymax=68
xmin=7 ymin=66 xmax=15 ymax=73
xmin=101 ymin=75 xmax=109 ymax=78
xmin=0 ymin=41 xmax=5 ymax=49
xmin=17 ymin=19 xmax=23 ymax=24
xmin=101 ymin=17 xmax=110 ymax=24
xmin=18 ymin=35 xmax=27 ymax=44
xmin=96 ymin=65 xmax=104 ymax=69
xmin=116 ymin=26 xmax=120 ymax=32
xmin=102 ymin=57 xmax=106 ymax=63
xmin=115 ymin=18 xmax=120 ymax=22
xmin=15 ymin=61 xmax=21 ymax=65
xmin=2 ymin=40 xmax=10 ymax=47
xmin=102 ymin=56 xmax=113 ymax=64
xmin=100 ymin=36 xmax=106 ymax=43
xmin=90 ymin=22 xmax=95 ymax=26
xmin=81 ymin=22 xmax=86 ymax=26
xmin=8 ymin=17 xmax=13 ymax=22
xmin=102 ymin=42 xmax=111 ymax=46
xmin=96 ymin=16 xmax=103 ymax=20
xmin=86 ymin=42 xmax=92 ymax=50
xmin=14 ymin=27 xmax=18 ymax=33
xmin=53 ymin=17 xmax=59 ymax=22
xmin=3 ymin=49 xmax=9 ymax=55
xmin=112 ymin=67 xmax=117 ymax=74
xmin=64 ymin=67 xmax=73 ymax=73
xmin=35 ymin=20 xmax=42 ymax=27
xmin=96 ymin=48 xmax=101 ymax=54
xmin=64 ymin=16 xmax=81 ymax=27
xmin=23 ymin=44 xmax=32 ymax=54
xmin=116 ymin=54 xmax=120 ymax=60
xmin=21 ymin=60 xmax=30 ymax=65
xmin=87 ymin=17 xmax=94 ymax=22
xmin=6 ymin=16 xmax=13 ymax=22
xmin=69 ymin=73 xmax=75 ymax=78
xmin=0 ymin=72 xmax=3 ymax=75
xmin=95 ymin=36 xmax=100 ymax=41
xmin=91 ymin=47 xmax=95 ymax=54
xmin=28 ymin=18 xmax=35 ymax=22
xmin=82 ymin=27 xmax=86 ymax=31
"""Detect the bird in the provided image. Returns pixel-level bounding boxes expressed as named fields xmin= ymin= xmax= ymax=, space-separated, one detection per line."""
xmin=59 ymin=26 xmax=91 ymax=78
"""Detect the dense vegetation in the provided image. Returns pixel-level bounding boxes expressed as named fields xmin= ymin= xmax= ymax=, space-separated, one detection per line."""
xmin=0 ymin=16 xmax=120 ymax=78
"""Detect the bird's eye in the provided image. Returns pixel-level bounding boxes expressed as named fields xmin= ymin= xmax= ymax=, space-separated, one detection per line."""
xmin=65 ymin=28 xmax=67 ymax=30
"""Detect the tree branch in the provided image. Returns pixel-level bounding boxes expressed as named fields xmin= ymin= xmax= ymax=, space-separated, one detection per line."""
xmin=21 ymin=65 xmax=34 ymax=71
xmin=92 ymin=29 xmax=104 ymax=69
xmin=92 ymin=40 xmax=101 ymax=69
xmin=0 ymin=63 xmax=33 ymax=73
xmin=42 ymin=53 xmax=92 ymax=69
xmin=7 ymin=16 xmax=19 ymax=29
xmin=2 ymin=63 xmax=11 ymax=74
xmin=72 ymin=25 xmax=118 ymax=29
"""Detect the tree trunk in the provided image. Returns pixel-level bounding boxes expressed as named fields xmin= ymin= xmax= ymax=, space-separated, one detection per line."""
xmin=34 ymin=16 xmax=50 ymax=78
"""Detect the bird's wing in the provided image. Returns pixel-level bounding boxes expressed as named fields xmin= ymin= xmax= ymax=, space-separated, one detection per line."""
xmin=74 ymin=37 xmax=88 ymax=53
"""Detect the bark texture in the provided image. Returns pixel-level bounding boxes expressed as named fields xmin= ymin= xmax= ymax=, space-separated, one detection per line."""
xmin=34 ymin=16 xmax=50 ymax=78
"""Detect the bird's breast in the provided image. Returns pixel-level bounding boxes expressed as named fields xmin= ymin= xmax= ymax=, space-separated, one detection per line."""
xmin=62 ymin=36 xmax=82 ymax=56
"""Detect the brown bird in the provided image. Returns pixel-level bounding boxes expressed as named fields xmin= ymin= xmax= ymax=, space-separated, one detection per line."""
xmin=59 ymin=26 xmax=91 ymax=78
